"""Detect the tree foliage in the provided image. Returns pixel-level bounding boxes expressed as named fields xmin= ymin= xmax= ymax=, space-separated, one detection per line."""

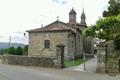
xmin=84 ymin=25 xmax=97 ymax=37
xmin=85 ymin=15 xmax=120 ymax=50
xmin=8 ymin=47 xmax=16 ymax=55
xmin=85 ymin=0 xmax=120 ymax=50
xmin=114 ymin=33 xmax=120 ymax=50
xmin=0 ymin=45 xmax=28 ymax=55
xmin=97 ymin=15 xmax=120 ymax=50
xmin=103 ymin=0 xmax=120 ymax=17
xmin=16 ymin=46 xmax=23 ymax=55
xmin=96 ymin=15 xmax=120 ymax=40
xmin=23 ymin=45 xmax=28 ymax=55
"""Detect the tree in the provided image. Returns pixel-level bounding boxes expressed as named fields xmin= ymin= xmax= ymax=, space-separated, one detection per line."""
xmin=8 ymin=47 xmax=16 ymax=55
xmin=96 ymin=15 xmax=120 ymax=50
xmin=0 ymin=49 xmax=5 ymax=55
xmin=23 ymin=45 xmax=28 ymax=55
xmin=85 ymin=15 xmax=120 ymax=50
xmin=114 ymin=33 xmax=120 ymax=50
xmin=16 ymin=46 xmax=23 ymax=55
xmin=96 ymin=16 xmax=120 ymax=40
xmin=113 ymin=15 xmax=120 ymax=50
xmin=103 ymin=0 xmax=120 ymax=17
xmin=84 ymin=25 xmax=97 ymax=37
xmin=85 ymin=0 xmax=120 ymax=50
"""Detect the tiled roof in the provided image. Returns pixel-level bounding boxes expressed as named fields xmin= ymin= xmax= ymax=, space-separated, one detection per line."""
xmin=27 ymin=20 xmax=87 ymax=34
xmin=27 ymin=21 xmax=72 ymax=32
xmin=69 ymin=8 xmax=76 ymax=14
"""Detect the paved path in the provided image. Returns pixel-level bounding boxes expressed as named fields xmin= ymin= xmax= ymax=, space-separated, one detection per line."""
xmin=64 ymin=56 xmax=97 ymax=73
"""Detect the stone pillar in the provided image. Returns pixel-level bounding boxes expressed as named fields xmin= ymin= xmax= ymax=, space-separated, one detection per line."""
xmin=105 ymin=40 xmax=120 ymax=74
xmin=96 ymin=42 xmax=106 ymax=73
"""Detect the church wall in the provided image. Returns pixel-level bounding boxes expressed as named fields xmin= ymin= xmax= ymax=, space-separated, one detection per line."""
xmin=67 ymin=32 xmax=76 ymax=60
xmin=75 ymin=33 xmax=83 ymax=58
xmin=28 ymin=31 xmax=69 ymax=58
xmin=67 ymin=31 xmax=83 ymax=60
xmin=83 ymin=36 xmax=93 ymax=54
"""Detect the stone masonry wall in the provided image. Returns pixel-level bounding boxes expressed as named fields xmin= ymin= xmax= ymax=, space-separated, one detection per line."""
xmin=75 ymin=33 xmax=83 ymax=59
xmin=67 ymin=32 xmax=76 ymax=60
xmin=28 ymin=31 xmax=69 ymax=58
xmin=105 ymin=40 xmax=120 ymax=74
xmin=1 ymin=55 xmax=60 ymax=68
xmin=66 ymin=31 xmax=83 ymax=60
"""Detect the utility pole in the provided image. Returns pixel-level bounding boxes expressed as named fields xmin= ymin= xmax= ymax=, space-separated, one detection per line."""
xmin=8 ymin=36 xmax=11 ymax=48
xmin=23 ymin=33 xmax=26 ymax=55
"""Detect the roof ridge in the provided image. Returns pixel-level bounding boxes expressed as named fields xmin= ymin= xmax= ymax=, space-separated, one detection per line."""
xmin=27 ymin=20 xmax=70 ymax=32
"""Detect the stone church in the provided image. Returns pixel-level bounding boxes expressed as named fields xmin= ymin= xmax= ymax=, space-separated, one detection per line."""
xmin=27 ymin=8 xmax=87 ymax=60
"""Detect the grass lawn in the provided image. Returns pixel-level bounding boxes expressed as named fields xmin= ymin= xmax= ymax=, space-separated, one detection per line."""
xmin=64 ymin=58 xmax=84 ymax=67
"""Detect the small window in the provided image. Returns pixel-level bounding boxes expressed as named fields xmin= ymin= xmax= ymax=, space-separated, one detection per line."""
xmin=44 ymin=40 xmax=50 ymax=48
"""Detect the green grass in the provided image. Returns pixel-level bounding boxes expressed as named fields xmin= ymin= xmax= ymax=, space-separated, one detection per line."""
xmin=64 ymin=58 xmax=84 ymax=67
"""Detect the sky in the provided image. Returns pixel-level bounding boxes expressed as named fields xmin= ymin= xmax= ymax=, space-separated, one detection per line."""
xmin=0 ymin=0 xmax=109 ymax=44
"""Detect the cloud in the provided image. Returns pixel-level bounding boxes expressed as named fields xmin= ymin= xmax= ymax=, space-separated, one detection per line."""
xmin=0 ymin=0 xmax=109 ymax=43
xmin=52 ymin=0 xmax=67 ymax=5
xmin=0 ymin=32 xmax=28 ymax=44
xmin=53 ymin=0 xmax=59 ymax=3
xmin=61 ymin=1 xmax=67 ymax=5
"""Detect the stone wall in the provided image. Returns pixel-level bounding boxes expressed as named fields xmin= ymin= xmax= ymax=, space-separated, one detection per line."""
xmin=29 ymin=30 xmax=83 ymax=60
xmin=96 ymin=42 xmax=106 ymax=73
xmin=105 ymin=40 xmax=120 ymax=74
xmin=96 ymin=41 xmax=120 ymax=74
xmin=67 ymin=32 xmax=76 ymax=60
xmin=65 ymin=31 xmax=83 ymax=60
xmin=83 ymin=36 xmax=93 ymax=54
xmin=28 ymin=31 xmax=69 ymax=58
xmin=1 ymin=55 xmax=61 ymax=68
xmin=106 ymin=60 xmax=119 ymax=74
xmin=75 ymin=33 xmax=83 ymax=59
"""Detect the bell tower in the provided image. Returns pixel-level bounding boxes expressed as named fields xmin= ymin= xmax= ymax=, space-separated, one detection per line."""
xmin=69 ymin=8 xmax=76 ymax=24
xmin=80 ymin=8 xmax=87 ymax=26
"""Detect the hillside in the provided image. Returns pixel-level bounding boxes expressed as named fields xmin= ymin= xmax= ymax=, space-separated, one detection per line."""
xmin=0 ymin=42 xmax=25 ymax=49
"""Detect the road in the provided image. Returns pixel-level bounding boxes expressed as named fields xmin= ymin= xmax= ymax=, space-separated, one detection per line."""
xmin=0 ymin=63 xmax=120 ymax=80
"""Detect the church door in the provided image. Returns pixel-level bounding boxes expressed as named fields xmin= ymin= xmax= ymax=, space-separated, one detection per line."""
xmin=56 ymin=44 xmax=65 ymax=68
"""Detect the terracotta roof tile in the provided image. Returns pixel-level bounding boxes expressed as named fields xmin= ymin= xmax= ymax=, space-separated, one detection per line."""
xmin=27 ymin=21 xmax=72 ymax=32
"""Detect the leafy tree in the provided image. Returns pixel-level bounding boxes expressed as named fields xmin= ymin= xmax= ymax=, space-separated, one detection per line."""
xmin=16 ymin=46 xmax=23 ymax=55
xmin=86 ymin=0 xmax=120 ymax=50
xmin=96 ymin=15 xmax=120 ymax=50
xmin=85 ymin=15 xmax=120 ymax=50
xmin=103 ymin=0 xmax=120 ymax=17
xmin=114 ymin=33 xmax=120 ymax=50
xmin=96 ymin=16 xmax=120 ymax=40
xmin=84 ymin=25 xmax=97 ymax=37
xmin=8 ymin=47 xmax=16 ymax=55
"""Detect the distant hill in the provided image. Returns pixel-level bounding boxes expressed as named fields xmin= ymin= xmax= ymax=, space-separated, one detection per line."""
xmin=0 ymin=42 xmax=25 ymax=49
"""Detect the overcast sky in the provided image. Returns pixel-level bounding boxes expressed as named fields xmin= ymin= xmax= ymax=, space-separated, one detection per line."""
xmin=0 ymin=0 xmax=109 ymax=44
